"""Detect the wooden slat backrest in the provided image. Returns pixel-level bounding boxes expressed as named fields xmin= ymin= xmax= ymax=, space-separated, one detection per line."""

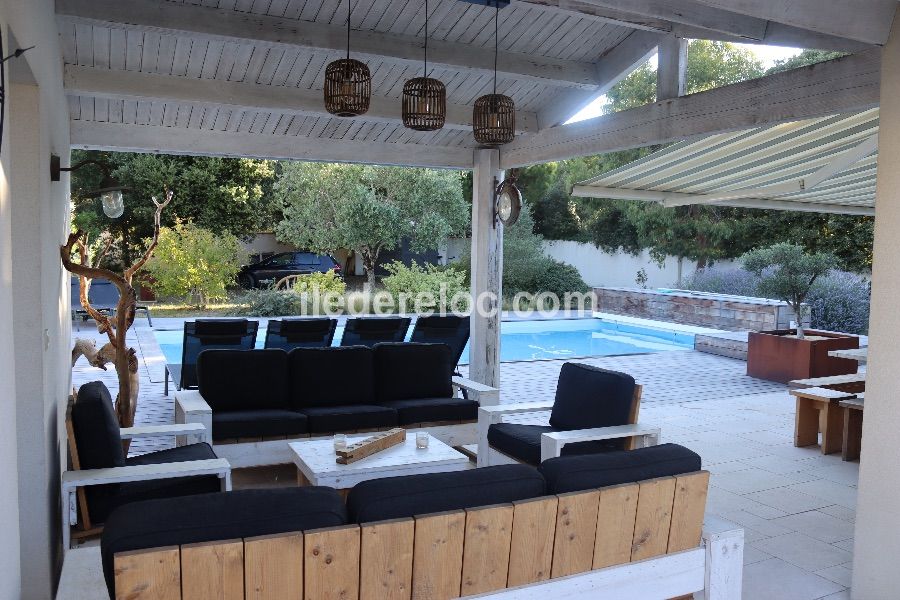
xmin=244 ymin=532 xmax=303 ymax=600
xmin=304 ymin=525 xmax=360 ymax=600
xmin=624 ymin=384 xmax=644 ymax=450
xmin=114 ymin=471 xmax=710 ymax=600
xmin=460 ymin=504 xmax=514 ymax=596
xmin=65 ymin=394 xmax=93 ymax=531
xmin=360 ymin=519 xmax=414 ymax=600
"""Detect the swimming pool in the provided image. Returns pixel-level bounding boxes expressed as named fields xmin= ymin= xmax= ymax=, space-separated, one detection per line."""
xmin=152 ymin=317 xmax=694 ymax=365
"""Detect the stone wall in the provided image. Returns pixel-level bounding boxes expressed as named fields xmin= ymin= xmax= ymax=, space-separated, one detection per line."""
xmin=595 ymin=287 xmax=808 ymax=332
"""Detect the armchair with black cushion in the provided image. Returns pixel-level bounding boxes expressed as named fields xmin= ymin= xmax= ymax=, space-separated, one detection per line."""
xmin=477 ymin=363 xmax=660 ymax=466
xmin=409 ymin=315 xmax=470 ymax=369
xmin=340 ymin=316 xmax=411 ymax=347
xmin=62 ymin=381 xmax=231 ymax=550
xmin=166 ymin=318 xmax=259 ymax=394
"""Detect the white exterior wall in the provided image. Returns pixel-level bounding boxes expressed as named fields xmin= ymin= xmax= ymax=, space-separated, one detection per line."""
xmin=0 ymin=0 xmax=73 ymax=597
xmin=852 ymin=10 xmax=900 ymax=599
xmin=542 ymin=240 xmax=739 ymax=288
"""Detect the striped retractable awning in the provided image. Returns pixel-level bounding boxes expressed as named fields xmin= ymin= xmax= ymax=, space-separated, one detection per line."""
xmin=572 ymin=109 xmax=879 ymax=216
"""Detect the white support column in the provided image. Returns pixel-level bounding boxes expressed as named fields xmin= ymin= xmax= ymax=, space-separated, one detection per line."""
xmin=657 ymin=34 xmax=687 ymax=101
xmin=852 ymin=9 xmax=900 ymax=599
xmin=469 ymin=149 xmax=503 ymax=388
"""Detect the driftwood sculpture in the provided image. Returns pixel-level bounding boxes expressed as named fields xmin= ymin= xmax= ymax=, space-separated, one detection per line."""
xmin=61 ymin=190 xmax=172 ymax=441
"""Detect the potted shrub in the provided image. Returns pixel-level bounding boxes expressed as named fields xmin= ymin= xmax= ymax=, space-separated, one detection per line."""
xmin=742 ymin=243 xmax=859 ymax=383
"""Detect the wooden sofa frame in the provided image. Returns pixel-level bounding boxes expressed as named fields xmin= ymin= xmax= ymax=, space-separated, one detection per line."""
xmin=477 ymin=385 xmax=659 ymax=467
xmin=63 ymin=397 xmax=231 ymax=551
xmin=175 ymin=375 xmax=500 ymax=468
xmin=112 ymin=470 xmax=744 ymax=600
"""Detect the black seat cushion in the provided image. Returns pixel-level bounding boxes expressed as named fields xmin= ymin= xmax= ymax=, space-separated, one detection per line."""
xmin=72 ymin=381 xmax=126 ymax=469
xmin=379 ymin=397 xmax=478 ymax=425
xmin=101 ymin=487 xmax=347 ymax=598
xmin=539 ymin=443 xmax=702 ymax=494
xmin=487 ymin=423 xmax=625 ymax=466
xmin=347 ymin=464 xmax=546 ymax=523
xmin=289 ymin=346 xmax=375 ymax=408
xmin=198 ymin=349 xmax=289 ymax=412
xmin=550 ymin=364 xmax=636 ymax=430
xmin=299 ymin=405 xmax=397 ymax=433
xmin=85 ymin=443 xmax=221 ymax=526
xmin=212 ymin=409 xmax=308 ymax=440
xmin=374 ymin=343 xmax=454 ymax=403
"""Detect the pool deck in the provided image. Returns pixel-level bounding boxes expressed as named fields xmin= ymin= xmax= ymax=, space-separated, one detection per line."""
xmin=67 ymin=317 xmax=859 ymax=599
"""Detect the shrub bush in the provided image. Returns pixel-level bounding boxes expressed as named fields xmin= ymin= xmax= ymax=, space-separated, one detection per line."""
xmin=680 ymin=268 xmax=762 ymax=297
xmin=382 ymin=260 xmax=468 ymax=312
xmin=238 ymin=289 xmax=301 ymax=317
xmin=291 ymin=270 xmax=346 ymax=295
xmin=145 ymin=220 xmax=245 ymax=308
xmin=807 ymin=272 xmax=870 ymax=335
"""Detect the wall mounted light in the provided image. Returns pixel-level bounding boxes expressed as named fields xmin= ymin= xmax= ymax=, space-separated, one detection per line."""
xmin=51 ymin=155 xmax=129 ymax=218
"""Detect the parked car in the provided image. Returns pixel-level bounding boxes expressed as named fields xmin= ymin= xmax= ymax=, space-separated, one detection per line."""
xmin=237 ymin=252 xmax=342 ymax=289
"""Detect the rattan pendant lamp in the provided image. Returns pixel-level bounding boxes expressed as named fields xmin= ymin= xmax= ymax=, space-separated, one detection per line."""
xmin=473 ymin=0 xmax=515 ymax=146
xmin=402 ymin=0 xmax=446 ymax=131
xmin=324 ymin=0 xmax=371 ymax=117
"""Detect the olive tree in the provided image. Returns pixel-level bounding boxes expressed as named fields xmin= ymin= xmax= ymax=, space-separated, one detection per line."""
xmin=741 ymin=243 xmax=837 ymax=338
xmin=274 ymin=163 xmax=469 ymax=288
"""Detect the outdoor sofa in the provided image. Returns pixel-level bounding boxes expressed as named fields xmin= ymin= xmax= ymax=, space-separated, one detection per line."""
xmin=101 ymin=443 xmax=744 ymax=600
xmin=175 ymin=342 xmax=499 ymax=467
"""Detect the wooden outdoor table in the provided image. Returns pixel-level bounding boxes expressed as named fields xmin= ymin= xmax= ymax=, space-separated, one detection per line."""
xmin=789 ymin=386 xmax=858 ymax=455
xmin=839 ymin=394 xmax=865 ymax=461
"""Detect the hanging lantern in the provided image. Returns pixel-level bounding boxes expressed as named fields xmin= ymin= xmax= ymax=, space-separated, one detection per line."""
xmin=324 ymin=0 xmax=371 ymax=117
xmin=473 ymin=1 xmax=515 ymax=146
xmin=402 ymin=0 xmax=446 ymax=131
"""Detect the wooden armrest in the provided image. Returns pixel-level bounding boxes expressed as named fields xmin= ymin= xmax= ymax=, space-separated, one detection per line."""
xmin=478 ymin=401 xmax=555 ymax=419
xmin=61 ymin=459 xmax=231 ymax=489
xmin=453 ymin=375 xmax=500 ymax=406
xmin=175 ymin=390 xmax=212 ymax=414
xmin=789 ymin=387 xmax=857 ymax=400
xmin=120 ymin=423 xmax=207 ymax=439
xmin=540 ymin=424 xmax=661 ymax=462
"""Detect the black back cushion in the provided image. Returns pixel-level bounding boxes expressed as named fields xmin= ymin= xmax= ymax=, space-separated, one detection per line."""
xmin=101 ymin=487 xmax=347 ymax=598
xmin=72 ymin=381 xmax=125 ymax=469
xmin=539 ymin=443 xmax=702 ymax=494
xmin=347 ymin=464 xmax=546 ymax=523
xmin=374 ymin=343 xmax=453 ymax=403
xmin=549 ymin=363 xmax=636 ymax=430
xmin=197 ymin=349 xmax=289 ymax=412
xmin=289 ymin=346 xmax=375 ymax=408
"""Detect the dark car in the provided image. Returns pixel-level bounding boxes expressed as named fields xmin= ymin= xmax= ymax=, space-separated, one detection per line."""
xmin=237 ymin=251 xmax=342 ymax=289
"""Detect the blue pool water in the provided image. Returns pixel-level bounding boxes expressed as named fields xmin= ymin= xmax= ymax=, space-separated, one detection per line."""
xmin=153 ymin=318 xmax=694 ymax=365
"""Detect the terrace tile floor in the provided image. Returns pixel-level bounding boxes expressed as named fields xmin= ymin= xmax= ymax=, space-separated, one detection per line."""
xmin=65 ymin=319 xmax=860 ymax=599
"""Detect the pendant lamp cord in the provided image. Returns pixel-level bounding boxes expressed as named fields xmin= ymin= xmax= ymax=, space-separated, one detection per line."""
xmin=346 ymin=0 xmax=351 ymax=60
xmin=424 ymin=0 xmax=429 ymax=77
xmin=493 ymin=1 xmax=499 ymax=95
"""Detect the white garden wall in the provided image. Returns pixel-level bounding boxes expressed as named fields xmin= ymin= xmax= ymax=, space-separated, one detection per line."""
xmin=542 ymin=240 xmax=739 ymax=289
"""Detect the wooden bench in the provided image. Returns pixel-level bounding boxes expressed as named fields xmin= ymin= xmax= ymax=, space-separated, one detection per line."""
xmin=789 ymin=387 xmax=858 ymax=455
xmin=788 ymin=373 xmax=866 ymax=394
xmin=839 ymin=395 xmax=864 ymax=461
xmin=112 ymin=470 xmax=744 ymax=600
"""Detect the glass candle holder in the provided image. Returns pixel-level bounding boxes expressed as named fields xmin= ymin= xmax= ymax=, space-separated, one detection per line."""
xmin=333 ymin=433 xmax=347 ymax=452
xmin=416 ymin=431 xmax=429 ymax=449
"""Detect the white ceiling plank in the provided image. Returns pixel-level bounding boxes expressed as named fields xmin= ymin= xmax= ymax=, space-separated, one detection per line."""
xmin=56 ymin=0 xmax=604 ymax=89
xmin=502 ymin=49 xmax=881 ymax=168
xmin=71 ymin=120 xmax=474 ymax=169
xmin=64 ymin=64 xmax=538 ymax=133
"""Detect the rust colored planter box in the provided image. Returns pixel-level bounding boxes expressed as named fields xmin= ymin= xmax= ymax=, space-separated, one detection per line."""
xmin=746 ymin=329 xmax=859 ymax=384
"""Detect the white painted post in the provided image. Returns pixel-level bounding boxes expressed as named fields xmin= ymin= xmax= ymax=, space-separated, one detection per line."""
xmin=702 ymin=518 xmax=744 ymax=600
xmin=657 ymin=34 xmax=687 ymax=101
xmin=469 ymin=148 xmax=503 ymax=388
xmin=853 ymin=7 xmax=900 ymax=599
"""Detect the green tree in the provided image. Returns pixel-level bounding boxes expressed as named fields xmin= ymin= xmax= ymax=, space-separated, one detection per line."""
xmin=767 ymin=49 xmax=847 ymax=75
xmin=741 ymin=243 xmax=838 ymax=338
xmin=71 ymin=150 xmax=277 ymax=265
xmin=145 ymin=221 xmax=246 ymax=308
xmin=531 ymin=183 xmax=582 ymax=240
xmin=274 ymin=163 xmax=469 ymax=287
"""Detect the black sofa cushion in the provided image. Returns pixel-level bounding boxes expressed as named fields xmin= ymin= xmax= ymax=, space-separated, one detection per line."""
xmin=374 ymin=343 xmax=454 ymax=403
xmin=300 ymin=404 xmax=397 ymax=433
xmin=212 ymin=409 xmax=308 ymax=440
xmin=85 ymin=443 xmax=221 ymax=526
xmin=379 ymin=397 xmax=478 ymax=425
xmin=197 ymin=349 xmax=289 ymax=412
xmin=101 ymin=487 xmax=347 ymax=598
xmin=289 ymin=346 xmax=375 ymax=408
xmin=539 ymin=443 xmax=702 ymax=494
xmin=549 ymin=364 xmax=635 ymax=431
xmin=347 ymin=464 xmax=546 ymax=523
xmin=487 ymin=423 xmax=624 ymax=466
xmin=72 ymin=381 xmax=126 ymax=470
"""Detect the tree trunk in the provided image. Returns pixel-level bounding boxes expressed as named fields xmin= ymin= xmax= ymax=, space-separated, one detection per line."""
xmin=361 ymin=247 xmax=379 ymax=292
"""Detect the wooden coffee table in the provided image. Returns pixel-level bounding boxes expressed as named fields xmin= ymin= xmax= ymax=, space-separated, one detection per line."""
xmin=288 ymin=432 xmax=470 ymax=491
